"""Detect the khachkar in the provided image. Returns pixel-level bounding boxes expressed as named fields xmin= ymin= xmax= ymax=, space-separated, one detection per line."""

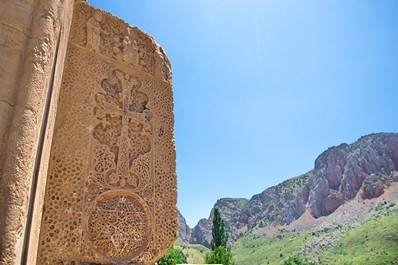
xmin=37 ymin=2 xmax=177 ymax=264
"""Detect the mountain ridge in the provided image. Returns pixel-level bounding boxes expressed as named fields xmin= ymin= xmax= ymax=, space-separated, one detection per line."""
xmin=178 ymin=132 xmax=398 ymax=248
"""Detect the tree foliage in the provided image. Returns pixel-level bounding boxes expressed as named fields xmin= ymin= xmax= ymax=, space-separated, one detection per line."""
xmin=205 ymin=246 xmax=235 ymax=265
xmin=211 ymin=207 xmax=228 ymax=250
xmin=205 ymin=207 xmax=235 ymax=265
xmin=157 ymin=246 xmax=187 ymax=265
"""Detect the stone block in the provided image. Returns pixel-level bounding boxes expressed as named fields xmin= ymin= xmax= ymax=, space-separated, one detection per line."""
xmin=0 ymin=23 xmax=25 ymax=103
xmin=36 ymin=2 xmax=177 ymax=264
xmin=0 ymin=0 xmax=34 ymax=34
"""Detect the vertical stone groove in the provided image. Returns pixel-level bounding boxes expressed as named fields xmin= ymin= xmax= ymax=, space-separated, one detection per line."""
xmin=21 ymin=25 xmax=62 ymax=265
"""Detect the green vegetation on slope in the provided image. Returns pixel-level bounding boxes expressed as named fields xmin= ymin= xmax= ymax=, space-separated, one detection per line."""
xmin=321 ymin=215 xmax=398 ymax=265
xmin=158 ymin=246 xmax=187 ymax=265
xmin=283 ymin=256 xmax=318 ymax=265
xmin=280 ymin=170 xmax=313 ymax=195
xmin=175 ymin=243 xmax=209 ymax=264
xmin=205 ymin=246 xmax=235 ymax=265
xmin=232 ymin=213 xmax=398 ymax=265
xmin=233 ymin=230 xmax=315 ymax=265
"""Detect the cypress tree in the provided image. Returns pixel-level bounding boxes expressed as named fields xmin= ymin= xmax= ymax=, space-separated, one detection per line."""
xmin=211 ymin=207 xmax=228 ymax=250
xmin=206 ymin=207 xmax=235 ymax=265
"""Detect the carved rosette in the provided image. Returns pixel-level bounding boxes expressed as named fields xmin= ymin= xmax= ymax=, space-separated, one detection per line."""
xmin=85 ymin=68 xmax=155 ymax=263
xmin=86 ymin=190 xmax=152 ymax=262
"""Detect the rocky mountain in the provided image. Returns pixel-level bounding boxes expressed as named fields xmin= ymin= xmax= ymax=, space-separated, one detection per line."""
xmin=178 ymin=210 xmax=192 ymax=242
xmin=179 ymin=133 xmax=398 ymax=247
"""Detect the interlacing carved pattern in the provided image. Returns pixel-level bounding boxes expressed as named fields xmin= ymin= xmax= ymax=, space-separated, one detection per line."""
xmin=37 ymin=3 xmax=177 ymax=264
xmin=85 ymin=69 xmax=154 ymax=262
xmin=87 ymin=191 xmax=152 ymax=261
xmin=90 ymin=69 xmax=152 ymax=191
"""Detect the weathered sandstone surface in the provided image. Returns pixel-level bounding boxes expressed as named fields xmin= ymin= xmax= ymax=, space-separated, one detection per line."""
xmin=0 ymin=1 xmax=177 ymax=264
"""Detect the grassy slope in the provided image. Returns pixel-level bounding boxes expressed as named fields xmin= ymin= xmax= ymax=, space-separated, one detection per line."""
xmin=233 ymin=230 xmax=313 ymax=265
xmin=321 ymin=215 xmax=398 ymax=265
xmin=175 ymin=243 xmax=209 ymax=264
xmin=232 ymin=213 xmax=398 ymax=265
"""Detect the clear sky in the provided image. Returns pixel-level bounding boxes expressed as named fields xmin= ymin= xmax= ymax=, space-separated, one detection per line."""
xmin=89 ymin=0 xmax=398 ymax=227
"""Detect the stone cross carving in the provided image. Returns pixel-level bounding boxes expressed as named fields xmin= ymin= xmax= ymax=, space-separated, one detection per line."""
xmin=37 ymin=2 xmax=177 ymax=264
xmin=94 ymin=69 xmax=152 ymax=189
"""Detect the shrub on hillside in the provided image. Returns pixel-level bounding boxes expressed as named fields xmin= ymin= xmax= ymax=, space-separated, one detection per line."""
xmin=284 ymin=256 xmax=317 ymax=265
xmin=205 ymin=246 xmax=235 ymax=265
xmin=158 ymin=246 xmax=187 ymax=265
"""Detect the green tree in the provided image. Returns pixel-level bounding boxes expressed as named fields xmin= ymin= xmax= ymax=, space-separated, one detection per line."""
xmin=211 ymin=207 xmax=228 ymax=250
xmin=205 ymin=246 xmax=235 ymax=265
xmin=157 ymin=246 xmax=187 ymax=265
xmin=205 ymin=207 xmax=235 ymax=265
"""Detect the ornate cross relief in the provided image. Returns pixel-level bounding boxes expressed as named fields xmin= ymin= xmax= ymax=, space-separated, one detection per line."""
xmin=91 ymin=69 xmax=152 ymax=190
xmin=37 ymin=2 xmax=177 ymax=264
xmin=86 ymin=69 xmax=154 ymax=262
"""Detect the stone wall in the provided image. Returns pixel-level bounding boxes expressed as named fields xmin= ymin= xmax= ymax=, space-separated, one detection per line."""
xmin=0 ymin=0 xmax=75 ymax=264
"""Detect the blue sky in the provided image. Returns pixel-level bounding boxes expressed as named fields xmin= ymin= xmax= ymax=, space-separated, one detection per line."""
xmin=89 ymin=0 xmax=398 ymax=227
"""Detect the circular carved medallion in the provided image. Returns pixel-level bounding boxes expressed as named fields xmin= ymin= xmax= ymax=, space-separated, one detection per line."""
xmin=86 ymin=190 xmax=152 ymax=262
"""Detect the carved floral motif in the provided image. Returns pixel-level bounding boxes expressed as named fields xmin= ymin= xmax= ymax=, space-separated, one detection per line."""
xmin=37 ymin=2 xmax=177 ymax=264
xmin=91 ymin=69 xmax=152 ymax=190
xmin=84 ymin=68 xmax=155 ymax=262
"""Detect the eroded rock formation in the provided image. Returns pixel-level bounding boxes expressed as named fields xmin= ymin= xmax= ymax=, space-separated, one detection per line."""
xmin=180 ymin=133 xmax=398 ymax=247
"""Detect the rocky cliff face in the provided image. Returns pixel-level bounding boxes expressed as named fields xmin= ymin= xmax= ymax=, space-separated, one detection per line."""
xmin=308 ymin=133 xmax=398 ymax=217
xmin=178 ymin=211 xmax=192 ymax=242
xmin=189 ymin=198 xmax=248 ymax=248
xmin=179 ymin=133 xmax=398 ymax=247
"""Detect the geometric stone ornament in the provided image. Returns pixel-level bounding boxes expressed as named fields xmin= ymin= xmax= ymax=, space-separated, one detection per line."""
xmin=37 ymin=2 xmax=177 ymax=264
xmin=86 ymin=190 xmax=152 ymax=262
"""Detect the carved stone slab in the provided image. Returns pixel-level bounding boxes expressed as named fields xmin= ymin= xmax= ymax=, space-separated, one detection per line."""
xmin=37 ymin=2 xmax=177 ymax=264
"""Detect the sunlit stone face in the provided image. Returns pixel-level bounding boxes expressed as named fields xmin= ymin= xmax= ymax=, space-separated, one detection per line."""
xmin=37 ymin=2 xmax=177 ymax=264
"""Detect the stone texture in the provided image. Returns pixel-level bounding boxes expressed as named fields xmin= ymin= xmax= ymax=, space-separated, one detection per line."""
xmin=0 ymin=1 xmax=177 ymax=264
xmin=36 ymin=2 xmax=177 ymax=264
xmin=0 ymin=0 xmax=75 ymax=264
